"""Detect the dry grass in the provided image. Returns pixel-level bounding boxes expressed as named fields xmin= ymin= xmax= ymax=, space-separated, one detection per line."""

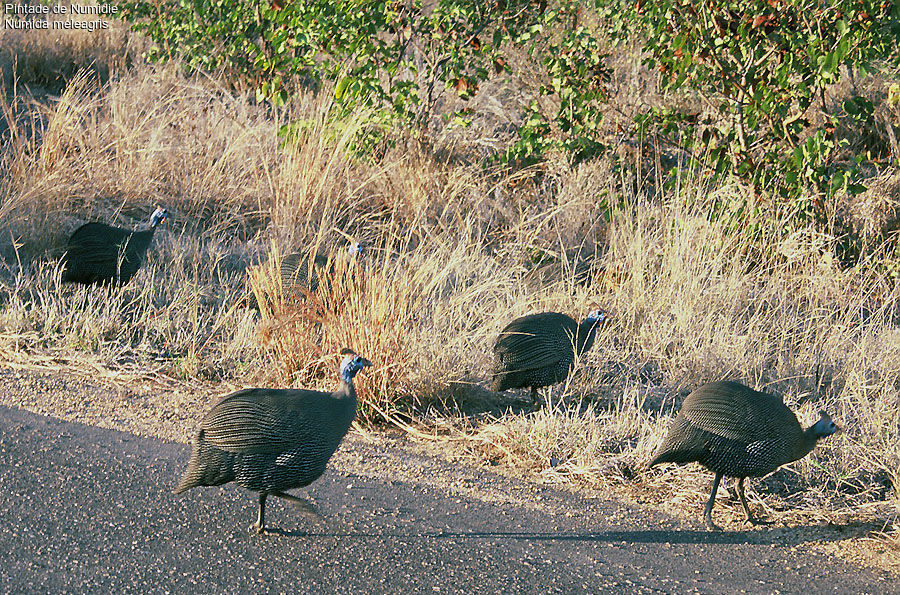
xmin=1 ymin=19 xmax=899 ymax=564
xmin=0 ymin=7 xmax=137 ymax=97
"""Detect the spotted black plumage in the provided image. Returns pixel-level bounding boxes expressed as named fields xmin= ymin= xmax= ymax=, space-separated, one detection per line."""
xmin=491 ymin=309 xmax=606 ymax=405
xmin=649 ymin=380 xmax=839 ymax=530
xmin=61 ymin=206 xmax=168 ymax=285
xmin=174 ymin=348 xmax=372 ymax=534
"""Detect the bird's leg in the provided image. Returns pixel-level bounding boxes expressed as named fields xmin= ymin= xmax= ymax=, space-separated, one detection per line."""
xmin=736 ymin=477 xmax=753 ymax=522
xmin=703 ymin=473 xmax=723 ymax=531
xmin=725 ymin=482 xmax=739 ymax=500
xmin=736 ymin=477 xmax=771 ymax=526
xmin=531 ymin=386 xmax=540 ymax=407
xmin=271 ymin=490 xmax=322 ymax=520
xmin=251 ymin=492 xmax=268 ymax=535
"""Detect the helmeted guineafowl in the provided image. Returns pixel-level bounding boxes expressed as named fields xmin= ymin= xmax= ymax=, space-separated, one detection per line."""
xmin=61 ymin=206 xmax=168 ymax=285
xmin=649 ymin=380 xmax=839 ymax=530
xmin=520 ymin=257 xmax=595 ymax=292
xmin=491 ymin=309 xmax=607 ymax=405
xmin=174 ymin=348 xmax=372 ymax=534
xmin=248 ymin=241 xmax=365 ymax=310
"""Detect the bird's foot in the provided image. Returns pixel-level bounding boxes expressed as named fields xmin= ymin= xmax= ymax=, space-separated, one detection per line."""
xmin=250 ymin=522 xmax=268 ymax=535
xmin=704 ymin=515 xmax=722 ymax=532
xmin=746 ymin=516 xmax=773 ymax=526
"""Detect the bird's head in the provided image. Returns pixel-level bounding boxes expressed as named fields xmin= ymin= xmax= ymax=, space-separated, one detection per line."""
xmin=340 ymin=348 xmax=373 ymax=382
xmin=347 ymin=241 xmax=367 ymax=257
xmin=810 ymin=410 xmax=840 ymax=439
xmin=150 ymin=207 xmax=169 ymax=227
xmin=585 ymin=308 xmax=608 ymax=326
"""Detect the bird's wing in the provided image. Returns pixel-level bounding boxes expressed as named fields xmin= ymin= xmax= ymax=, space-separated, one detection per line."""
xmin=493 ymin=326 xmax=570 ymax=371
xmin=68 ymin=224 xmax=132 ymax=250
xmin=200 ymin=389 xmax=328 ymax=454
xmin=681 ymin=382 xmax=797 ymax=442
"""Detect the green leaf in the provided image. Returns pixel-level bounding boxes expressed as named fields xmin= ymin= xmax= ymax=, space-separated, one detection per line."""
xmin=335 ymin=75 xmax=352 ymax=100
xmin=822 ymin=51 xmax=836 ymax=75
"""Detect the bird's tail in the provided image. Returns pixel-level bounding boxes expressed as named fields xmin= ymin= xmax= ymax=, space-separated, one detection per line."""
xmin=648 ymin=443 xmax=707 ymax=469
xmin=489 ymin=375 xmax=504 ymax=392
xmin=490 ymin=371 xmax=515 ymax=393
xmin=173 ymin=430 xmax=235 ymax=494
xmin=647 ymin=450 xmax=674 ymax=469
xmin=174 ymin=459 xmax=200 ymax=494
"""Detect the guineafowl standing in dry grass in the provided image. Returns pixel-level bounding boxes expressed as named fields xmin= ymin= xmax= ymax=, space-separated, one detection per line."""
xmin=174 ymin=348 xmax=372 ymax=534
xmin=247 ymin=241 xmax=365 ymax=310
xmin=649 ymin=380 xmax=839 ymax=531
xmin=273 ymin=244 xmax=367 ymax=296
xmin=61 ymin=206 xmax=168 ymax=285
xmin=520 ymin=257 xmax=595 ymax=292
xmin=491 ymin=309 xmax=607 ymax=405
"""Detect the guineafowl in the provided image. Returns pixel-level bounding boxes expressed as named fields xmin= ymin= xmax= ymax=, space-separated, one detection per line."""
xmin=520 ymin=257 xmax=595 ymax=292
xmin=491 ymin=309 xmax=607 ymax=405
xmin=649 ymin=380 xmax=839 ymax=530
xmin=247 ymin=241 xmax=365 ymax=310
xmin=61 ymin=206 xmax=168 ymax=285
xmin=174 ymin=348 xmax=372 ymax=534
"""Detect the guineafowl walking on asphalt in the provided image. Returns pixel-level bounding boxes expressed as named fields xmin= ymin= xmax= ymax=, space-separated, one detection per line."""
xmin=174 ymin=348 xmax=373 ymax=534
xmin=649 ymin=380 xmax=839 ymax=530
xmin=61 ymin=206 xmax=168 ymax=285
xmin=248 ymin=241 xmax=365 ymax=310
xmin=491 ymin=309 xmax=607 ymax=405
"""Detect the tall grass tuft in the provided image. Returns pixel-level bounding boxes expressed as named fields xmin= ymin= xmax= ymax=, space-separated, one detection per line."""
xmin=251 ymin=236 xmax=498 ymax=425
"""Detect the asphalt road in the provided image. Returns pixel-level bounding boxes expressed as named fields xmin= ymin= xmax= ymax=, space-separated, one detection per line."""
xmin=0 ymin=404 xmax=896 ymax=594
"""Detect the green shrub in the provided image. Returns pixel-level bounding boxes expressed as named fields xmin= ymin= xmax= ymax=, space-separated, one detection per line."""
xmin=599 ymin=0 xmax=900 ymax=209
xmin=112 ymin=0 xmax=610 ymax=163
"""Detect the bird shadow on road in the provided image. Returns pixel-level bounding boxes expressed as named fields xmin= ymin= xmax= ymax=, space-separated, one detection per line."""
xmin=257 ymin=526 xmax=869 ymax=546
xmin=428 ymin=527 xmax=860 ymax=546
